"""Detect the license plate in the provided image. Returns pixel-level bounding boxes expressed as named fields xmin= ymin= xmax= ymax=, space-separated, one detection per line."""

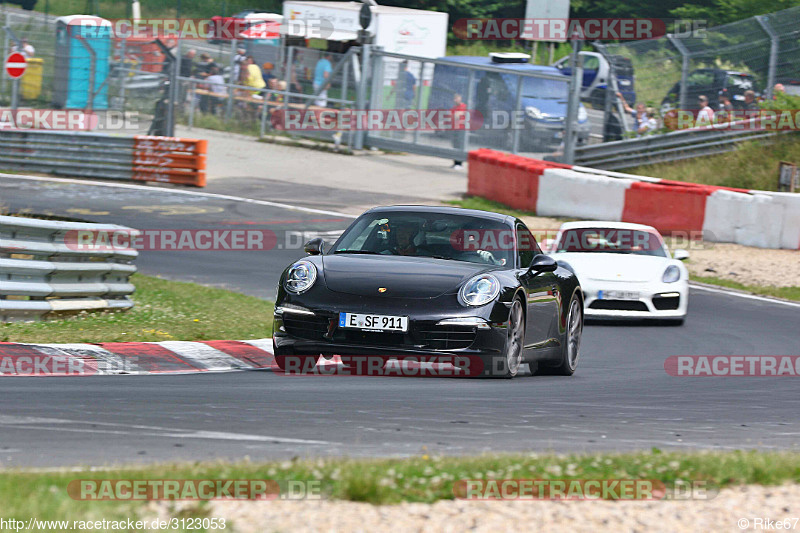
xmin=338 ymin=312 xmax=408 ymax=332
xmin=598 ymin=290 xmax=640 ymax=301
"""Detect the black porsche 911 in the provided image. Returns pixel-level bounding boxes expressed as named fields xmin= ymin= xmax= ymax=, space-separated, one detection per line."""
xmin=272 ymin=206 xmax=584 ymax=378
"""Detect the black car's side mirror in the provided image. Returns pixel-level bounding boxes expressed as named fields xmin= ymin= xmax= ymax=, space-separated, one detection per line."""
xmin=304 ymin=238 xmax=325 ymax=255
xmin=527 ymin=254 xmax=557 ymax=275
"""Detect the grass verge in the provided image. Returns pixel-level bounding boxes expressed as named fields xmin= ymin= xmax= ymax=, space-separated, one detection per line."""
xmin=444 ymin=197 xmax=537 ymax=219
xmin=0 ymin=274 xmax=274 ymax=343
xmin=3 ymin=450 xmax=800 ymax=523
xmin=628 ymin=136 xmax=800 ymax=191
xmin=690 ymin=275 xmax=800 ymax=302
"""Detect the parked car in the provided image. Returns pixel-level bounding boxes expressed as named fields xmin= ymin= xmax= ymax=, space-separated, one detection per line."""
xmin=429 ymin=53 xmax=590 ymax=151
xmin=660 ymin=69 xmax=761 ymax=114
xmin=552 ymin=51 xmax=636 ymax=108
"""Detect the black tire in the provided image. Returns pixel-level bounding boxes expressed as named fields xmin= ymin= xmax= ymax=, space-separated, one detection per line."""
xmin=548 ymin=293 xmax=583 ymax=376
xmin=483 ymin=298 xmax=525 ymax=378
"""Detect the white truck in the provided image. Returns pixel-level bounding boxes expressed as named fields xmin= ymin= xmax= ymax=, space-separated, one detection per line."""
xmin=281 ymin=1 xmax=448 ymax=58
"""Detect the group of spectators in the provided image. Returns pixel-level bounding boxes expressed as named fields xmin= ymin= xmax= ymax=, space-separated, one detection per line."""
xmin=611 ymin=84 xmax=786 ymax=139
xmin=177 ymin=47 xmax=336 ymax=116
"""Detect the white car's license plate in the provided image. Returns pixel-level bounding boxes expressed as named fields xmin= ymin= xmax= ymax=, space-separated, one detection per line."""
xmin=338 ymin=312 xmax=408 ymax=332
xmin=598 ymin=290 xmax=640 ymax=301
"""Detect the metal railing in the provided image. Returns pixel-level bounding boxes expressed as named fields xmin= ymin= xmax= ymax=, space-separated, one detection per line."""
xmin=0 ymin=215 xmax=138 ymax=322
xmin=573 ymin=119 xmax=790 ymax=170
xmin=0 ymin=130 xmax=207 ymax=186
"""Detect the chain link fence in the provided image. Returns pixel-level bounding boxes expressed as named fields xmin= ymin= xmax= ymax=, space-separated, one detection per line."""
xmin=603 ymin=6 xmax=800 ymax=120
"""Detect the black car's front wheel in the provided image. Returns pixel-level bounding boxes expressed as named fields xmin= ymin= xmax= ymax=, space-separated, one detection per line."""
xmin=484 ymin=299 xmax=525 ymax=378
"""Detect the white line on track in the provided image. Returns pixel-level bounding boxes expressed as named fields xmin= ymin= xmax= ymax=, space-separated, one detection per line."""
xmin=0 ymin=173 xmax=358 ymax=219
xmin=0 ymin=415 xmax=334 ymax=445
xmin=689 ymin=283 xmax=800 ymax=308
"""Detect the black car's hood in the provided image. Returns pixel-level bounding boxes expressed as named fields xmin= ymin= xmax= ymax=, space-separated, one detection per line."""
xmin=321 ymin=254 xmax=491 ymax=299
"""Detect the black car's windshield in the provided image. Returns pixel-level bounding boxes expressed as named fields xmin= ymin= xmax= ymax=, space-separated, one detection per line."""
xmin=554 ymin=228 xmax=666 ymax=257
xmin=333 ymin=212 xmax=515 ymax=266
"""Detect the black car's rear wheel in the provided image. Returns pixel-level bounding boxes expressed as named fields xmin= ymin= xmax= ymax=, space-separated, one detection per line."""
xmin=484 ymin=299 xmax=524 ymax=378
xmin=556 ymin=295 xmax=582 ymax=375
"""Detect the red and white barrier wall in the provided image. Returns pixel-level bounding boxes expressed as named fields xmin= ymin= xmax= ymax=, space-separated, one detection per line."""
xmin=467 ymin=149 xmax=800 ymax=250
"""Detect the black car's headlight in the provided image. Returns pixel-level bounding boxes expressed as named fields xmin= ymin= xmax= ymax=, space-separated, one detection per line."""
xmin=459 ymin=274 xmax=500 ymax=307
xmin=284 ymin=260 xmax=317 ymax=294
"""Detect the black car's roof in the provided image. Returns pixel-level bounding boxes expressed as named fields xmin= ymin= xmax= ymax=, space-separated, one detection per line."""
xmin=364 ymin=205 xmax=514 ymax=225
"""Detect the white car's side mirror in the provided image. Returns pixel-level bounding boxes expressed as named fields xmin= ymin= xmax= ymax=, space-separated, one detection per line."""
xmin=673 ymin=249 xmax=689 ymax=261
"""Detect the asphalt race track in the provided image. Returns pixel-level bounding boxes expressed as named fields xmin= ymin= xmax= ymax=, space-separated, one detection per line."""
xmin=1 ymin=175 xmax=799 ymax=468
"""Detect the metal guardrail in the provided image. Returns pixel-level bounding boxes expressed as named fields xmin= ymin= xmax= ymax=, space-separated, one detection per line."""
xmin=0 ymin=130 xmax=207 ymax=186
xmin=573 ymin=120 xmax=789 ymax=170
xmin=0 ymin=215 xmax=138 ymax=322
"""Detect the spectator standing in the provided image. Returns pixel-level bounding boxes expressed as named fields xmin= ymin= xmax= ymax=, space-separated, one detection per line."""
xmin=392 ymin=61 xmax=416 ymax=109
xmin=617 ymin=92 xmax=648 ymax=136
xmin=232 ymin=47 xmax=247 ymax=84
xmin=743 ymin=90 xmax=759 ymax=112
xmin=196 ymin=53 xmax=218 ymax=78
xmin=180 ymin=49 xmax=196 ymax=78
xmin=243 ymin=57 xmax=266 ymax=96
xmin=206 ymin=66 xmax=226 ymax=94
xmin=450 ymin=93 xmax=468 ymax=169
xmin=11 ymin=38 xmax=35 ymax=58
xmin=696 ymin=95 xmax=715 ymax=125
xmin=313 ymin=53 xmax=333 ymax=107
xmin=261 ymin=62 xmax=276 ymax=87
xmin=718 ymin=95 xmax=734 ymax=122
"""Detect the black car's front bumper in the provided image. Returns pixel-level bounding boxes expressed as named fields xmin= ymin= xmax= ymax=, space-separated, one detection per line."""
xmin=272 ymin=296 xmax=512 ymax=375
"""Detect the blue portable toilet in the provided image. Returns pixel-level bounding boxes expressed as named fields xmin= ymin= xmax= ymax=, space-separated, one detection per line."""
xmin=53 ymin=15 xmax=111 ymax=110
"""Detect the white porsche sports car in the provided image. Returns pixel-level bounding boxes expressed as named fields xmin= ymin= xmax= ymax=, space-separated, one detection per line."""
xmin=546 ymin=221 xmax=689 ymax=324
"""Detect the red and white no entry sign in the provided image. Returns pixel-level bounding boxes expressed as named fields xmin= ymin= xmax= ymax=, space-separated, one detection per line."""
xmin=5 ymin=52 xmax=27 ymax=79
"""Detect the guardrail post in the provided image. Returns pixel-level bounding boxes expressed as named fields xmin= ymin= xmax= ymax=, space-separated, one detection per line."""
xmin=564 ymin=40 xmax=583 ymax=165
xmin=225 ymin=38 xmax=237 ymax=121
xmin=118 ymin=35 xmax=127 ymax=111
xmin=667 ymin=34 xmax=691 ymax=112
xmin=463 ymin=69 xmax=475 ymax=155
xmin=510 ymin=74 xmax=523 ymax=154
xmin=756 ymin=16 xmax=779 ymax=100
xmin=353 ymin=43 xmax=371 ymax=150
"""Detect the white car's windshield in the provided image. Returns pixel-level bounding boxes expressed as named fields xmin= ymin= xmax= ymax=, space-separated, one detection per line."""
xmin=555 ymin=228 xmax=667 ymax=257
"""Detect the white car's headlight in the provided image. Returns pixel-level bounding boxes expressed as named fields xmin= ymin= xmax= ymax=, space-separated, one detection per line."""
xmin=525 ymin=106 xmax=542 ymax=119
xmin=578 ymin=105 xmax=588 ymax=122
xmin=459 ymin=274 xmax=500 ymax=307
xmin=662 ymin=265 xmax=681 ymax=283
xmin=284 ymin=260 xmax=317 ymax=293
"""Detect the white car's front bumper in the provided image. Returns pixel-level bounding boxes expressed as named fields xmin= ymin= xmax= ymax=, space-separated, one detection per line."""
xmin=581 ymin=279 xmax=688 ymax=320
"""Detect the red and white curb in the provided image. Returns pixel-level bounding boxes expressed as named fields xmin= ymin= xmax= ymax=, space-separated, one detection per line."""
xmin=0 ymin=339 xmax=276 ymax=376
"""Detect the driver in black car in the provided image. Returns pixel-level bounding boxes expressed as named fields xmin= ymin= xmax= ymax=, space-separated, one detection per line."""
xmin=392 ymin=221 xmax=422 ymax=256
